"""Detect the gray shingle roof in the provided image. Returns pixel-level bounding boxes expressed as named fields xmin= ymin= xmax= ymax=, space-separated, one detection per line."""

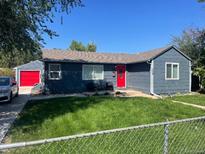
xmin=42 ymin=46 xmax=190 ymax=64
xmin=14 ymin=60 xmax=44 ymax=70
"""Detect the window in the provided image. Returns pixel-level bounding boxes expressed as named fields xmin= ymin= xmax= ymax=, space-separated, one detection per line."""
xmin=49 ymin=64 xmax=61 ymax=80
xmin=82 ymin=65 xmax=104 ymax=80
xmin=165 ymin=63 xmax=179 ymax=80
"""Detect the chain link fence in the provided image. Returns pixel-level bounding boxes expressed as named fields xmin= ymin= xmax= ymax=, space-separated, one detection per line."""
xmin=0 ymin=116 xmax=205 ymax=154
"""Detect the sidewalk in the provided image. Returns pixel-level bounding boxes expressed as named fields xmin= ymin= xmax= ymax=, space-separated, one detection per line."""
xmin=0 ymin=95 xmax=29 ymax=143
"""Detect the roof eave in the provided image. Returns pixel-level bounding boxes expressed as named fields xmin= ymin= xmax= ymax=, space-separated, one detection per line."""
xmin=43 ymin=59 xmax=127 ymax=65
xmin=149 ymin=45 xmax=192 ymax=61
xmin=43 ymin=58 xmax=152 ymax=65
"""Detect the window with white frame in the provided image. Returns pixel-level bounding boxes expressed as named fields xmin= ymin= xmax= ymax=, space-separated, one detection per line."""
xmin=165 ymin=63 xmax=179 ymax=80
xmin=82 ymin=65 xmax=104 ymax=80
xmin=49 ymin=64 xmax=61 ymax=80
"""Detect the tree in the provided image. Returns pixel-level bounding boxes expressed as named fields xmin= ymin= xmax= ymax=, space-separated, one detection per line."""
xmin=172 ymin=28 xmax=205 ymax=89
xmin=172 ymin=29 xmax=205 ymax=67
xmin=0 ymin=0 xmax=82 ymax=68
xmin=87 ymin=42 xmax=97 ymax=52
xmin=69 ymin=40 xmax=86 ymax=51
xmin=193 ymin=67 xmax=205 ymax=89
xmin=0 ymin=48 xmax=41 ymax=68
xmin=69 ymin=40 xmax=97 ymax=52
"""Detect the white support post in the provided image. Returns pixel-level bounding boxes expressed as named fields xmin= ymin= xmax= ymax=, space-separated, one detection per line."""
xmin=150 ymin=60 xmax=154 ymax=94
xmin=189 ymin=61 xmax=192 ymax=92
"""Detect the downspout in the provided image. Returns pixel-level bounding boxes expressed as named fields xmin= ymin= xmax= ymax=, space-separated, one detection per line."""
xmin=147 ymin=60 xmax=162 ymax=99
xmin=151 ymin=91 xmax=162 ymax=99
xmin=189 ymin=61 xmax=192 ymax=92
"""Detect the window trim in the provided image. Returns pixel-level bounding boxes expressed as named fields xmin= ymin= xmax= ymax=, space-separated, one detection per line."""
xmin=48 ymin=64 xmax=62 ymax=80
xmin=82 ymin=64 xmax=104 ymax=80
xmin=165 ymin=62 xmax=179 ymax=80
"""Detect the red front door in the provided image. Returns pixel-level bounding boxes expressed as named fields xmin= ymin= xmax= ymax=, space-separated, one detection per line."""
xmin=116 ymin=65 xmax=126 ymax=88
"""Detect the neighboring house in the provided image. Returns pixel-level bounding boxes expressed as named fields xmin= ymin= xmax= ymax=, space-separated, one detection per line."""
xmin=42 ymin=46 xmax=191 ymax=95
xmin=14 ymin=60 xmax=44 ymax=87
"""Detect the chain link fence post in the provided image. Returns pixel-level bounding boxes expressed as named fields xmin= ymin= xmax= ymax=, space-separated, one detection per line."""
xmin=163 ymin=122 xmax=169 ymax=154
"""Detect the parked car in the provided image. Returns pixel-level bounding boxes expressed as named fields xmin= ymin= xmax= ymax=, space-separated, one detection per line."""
xmin=31 ymin=83 xmax=44 ymax=96
xmin=0 ymin=76 xmax=18 ymax=103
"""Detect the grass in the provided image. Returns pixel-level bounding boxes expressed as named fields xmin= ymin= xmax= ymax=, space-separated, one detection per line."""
xmin=8 ymin=120 xmax=205 ymax=154
xmin=170 ymin=94 xmax=205 ymax=106
xmin=7 ymin=96 xmax=205 ymax=143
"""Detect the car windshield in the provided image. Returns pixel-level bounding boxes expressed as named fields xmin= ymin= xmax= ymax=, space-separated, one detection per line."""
xmin=0 ymin=78 xmax=10 ymax=86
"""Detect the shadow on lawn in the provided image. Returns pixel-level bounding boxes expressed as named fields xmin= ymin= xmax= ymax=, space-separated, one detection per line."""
xmin=11 ymin=96 xmax=128 ymax=132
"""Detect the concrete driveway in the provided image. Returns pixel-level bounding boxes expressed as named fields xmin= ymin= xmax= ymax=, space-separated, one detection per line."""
xmin=0 ymin=94 xmax=29 ymax=143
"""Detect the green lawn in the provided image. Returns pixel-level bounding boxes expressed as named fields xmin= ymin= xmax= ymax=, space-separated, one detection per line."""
xmin=170 ymin=94 xmax=205 ymax=106
xmin=8 ymin=120 xmax=205 ymax=154
xmin=8 ymin=96 xmax=205 ymax=143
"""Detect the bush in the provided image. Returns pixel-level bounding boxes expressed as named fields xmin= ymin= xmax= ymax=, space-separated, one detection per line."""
xmin=86 ymin=82 xmax=97 ymax=92
xmin=0 ymin=68 xmax=15 ymax=77
xmin=198 ymin=88 xmax=205 ymax=94
xmin=86 ymin=81 xmax=107 ymax=92
xmin=193 ymin=67 xmax=205 ymax=89
xmin=202 ymin=78 xmax=205 ymax=88
xmin=106 ymin=82 xmax=114 ymax=90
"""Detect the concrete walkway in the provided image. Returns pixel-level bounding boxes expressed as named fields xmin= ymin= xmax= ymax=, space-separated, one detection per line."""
xmin=115 ymin=89 xmax=158 ymax=99
xmin=30 ymin=89 xmax=158 ymax=101
xmin=172 ymin=100 xmax=205 ymax=110
xmin=0 ymin=95 xmax=29 ymax=143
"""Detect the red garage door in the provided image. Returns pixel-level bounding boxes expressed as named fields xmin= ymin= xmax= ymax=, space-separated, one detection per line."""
xmin=20 ymin=71 xmax=40 ymax=87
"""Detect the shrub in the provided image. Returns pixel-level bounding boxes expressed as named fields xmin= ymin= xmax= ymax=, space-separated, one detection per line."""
xmin=86 ymin=81 xmax=107 ymax=92
xmin=193 ymin=67 xmax=205 ymax=89
xmin=106 ymin=81 xmax=114 ymax=90
xmin=0 ymin=68 xmax=15 ymax=77
xmin=86 ymin=82 xmax=97 ymax=92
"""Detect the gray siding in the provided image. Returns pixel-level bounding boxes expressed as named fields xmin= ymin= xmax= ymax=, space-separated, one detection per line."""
xmin=44 ymin=62 xmax=117 ymax=94
xmin=127 ymin=62 xmax=150 ymax=93
xmin=153 ymin=48 xmax=190 ymax=94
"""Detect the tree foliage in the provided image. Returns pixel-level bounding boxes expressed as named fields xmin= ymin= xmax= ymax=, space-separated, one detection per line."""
xmin=172 ymin=29 xmax=205 ymax=67
xmin=193 ymin=66 xmax=205 ymax=88
xmin=69 ymin=40 xmax=87 ymax=51
xmin=69 ymin=40 xmax=97 ymax=52
xmin=172 ymin=28 xmax=205 ymax=88
xmin=87 ymin=42 xmax=97 ymax=52
xmin=0 ymin=68 xmax=15 ymax=77
xmin=0 ymin=0 xmax=82 ymax=68
xmin=0 ymin=49 xmax=42 ymax=68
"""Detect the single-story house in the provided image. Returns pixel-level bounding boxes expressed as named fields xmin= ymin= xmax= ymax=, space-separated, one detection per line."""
xmin=14 ymin=60 xmax=44 ymax=87
xmin=42 ymin=46 xmax=192 ymax=95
